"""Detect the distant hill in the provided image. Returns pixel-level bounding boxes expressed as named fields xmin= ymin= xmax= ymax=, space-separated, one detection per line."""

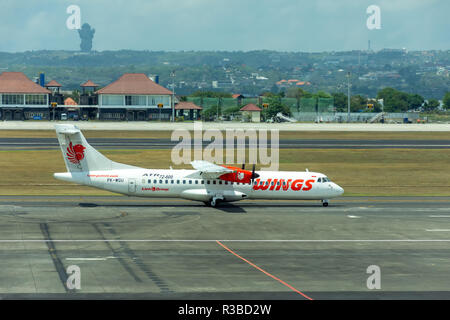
xmin=0 ymin=50 xmax=448 ymax=98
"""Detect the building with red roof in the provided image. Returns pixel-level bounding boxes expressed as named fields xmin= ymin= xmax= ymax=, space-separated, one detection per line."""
xmin=175 ymin=101 xmax=202 ymax=120
xmin=64 ymin=97 xmax=78 ymax=106
xmin=240 ymin=103 xmax=262 ymax=122
xmin=96 ymin=73 xmax=173 ymax=121
xmin=0 ymin=72 xmax=51 ymax=120
xmin=80 ymin=80 xmax=99 ymax=88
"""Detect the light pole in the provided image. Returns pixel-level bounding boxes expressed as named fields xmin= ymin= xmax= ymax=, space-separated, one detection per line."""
xmin=171 ymin=70 xmax=175 ymax=122
xmin=347 ymin=71 xmax=351 ymax=123
xmin=158 ymin=103 xmax=163 ymax=121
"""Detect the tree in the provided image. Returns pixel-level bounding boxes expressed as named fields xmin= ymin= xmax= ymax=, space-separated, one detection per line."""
xmin=285 ymin=87 xmax=307 ymax=99
xmin=424 ymin=99 xmax=440 ymax=112
xmin=313 ymin=90 xmax=332 ymax=99
xmin=331 ymin=92 xmax=347 ymax=112
xmin=443 ymin=92 xmax=450 ymax=110
xmin=350 ymin=95 xmax=368 ymax=112
xmin=407 ymin=94 xmax=424 ymax=110
xmin=261 ymin=96 xmax=291 ymax=120
xmin=377 ymin=87 xmax=409 ymax=112
xmin=190 ymin=91 xmax=232 ymax=98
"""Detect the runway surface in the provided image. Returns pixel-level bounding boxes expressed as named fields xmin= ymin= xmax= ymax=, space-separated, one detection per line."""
xmin=1 ymin=137 xmax=449 ymax=150
xmin=0 ymin=196 xmax=450 ymax=299
xmin=1 ymin=121 xmax=449 ymax=131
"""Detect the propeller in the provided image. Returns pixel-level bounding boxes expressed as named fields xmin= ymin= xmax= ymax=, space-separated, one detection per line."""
xmin=242 ymin=163 xmax=245 ymax=170
xmin=251 ymin=163 xmax=259 ymax=183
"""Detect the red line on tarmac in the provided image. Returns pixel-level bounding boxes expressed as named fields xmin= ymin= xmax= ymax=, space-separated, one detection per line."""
xmin=216 ymin=240 xmax=313 ymax=300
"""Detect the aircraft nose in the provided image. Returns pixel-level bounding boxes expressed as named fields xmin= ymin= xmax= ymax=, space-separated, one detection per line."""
xmin=335 ymin=184 xmax=344 ymax=195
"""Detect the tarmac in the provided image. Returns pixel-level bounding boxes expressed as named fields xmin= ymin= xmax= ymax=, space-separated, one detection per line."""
xmin=0 ymin=195 xmax=450 ymax=299
xmin=0 ymin=121 xmax=449 ymax=132
xmin=1 ymin=137 xmax=449 ymax=150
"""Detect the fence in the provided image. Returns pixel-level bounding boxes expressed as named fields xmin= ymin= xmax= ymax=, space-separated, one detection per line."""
xmin=184 ymin=97 xmax=421 ymax=122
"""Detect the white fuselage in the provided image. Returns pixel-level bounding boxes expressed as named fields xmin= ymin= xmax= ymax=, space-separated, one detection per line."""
xmin=54 ymin=168 xmax=344 ymax=202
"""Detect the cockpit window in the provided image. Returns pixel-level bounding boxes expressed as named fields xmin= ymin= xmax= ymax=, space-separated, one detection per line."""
xmin=318 ymin=178 xmax=322 ymax=182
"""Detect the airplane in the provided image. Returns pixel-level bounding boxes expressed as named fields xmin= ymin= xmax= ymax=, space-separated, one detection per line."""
xmin=54 ymin=124 xmax=344 ymax=207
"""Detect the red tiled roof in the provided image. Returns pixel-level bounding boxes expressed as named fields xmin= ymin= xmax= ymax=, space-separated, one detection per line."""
xmin=64 ymin=97 xmax=78 ymax=105
xmin=45 ymin=80 xmax=62 ymax=87
xmin=232 ymin=94 xmax=243 ymax=99
xmin=81 ymin=80 xmax=99 ymax=87
xmin=96 ymin=73 xmax=172 ymax=95
xmin=175 ymin=102 xmax=202 ymax=110
xmin=240 ymin=104 xmax=262 ymax=112
xmin=0 ymin=72 xmax=51 ymax=94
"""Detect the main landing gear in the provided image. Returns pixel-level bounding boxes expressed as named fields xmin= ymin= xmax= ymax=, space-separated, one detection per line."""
xmin=322 ymin=200 xmax=329 ymax=207
xmin=204 ymin=195 xmax=224 ymax=207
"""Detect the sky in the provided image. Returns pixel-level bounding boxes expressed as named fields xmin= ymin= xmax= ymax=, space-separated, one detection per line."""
xmin=0 ymin=0 xmax=449 ymax=52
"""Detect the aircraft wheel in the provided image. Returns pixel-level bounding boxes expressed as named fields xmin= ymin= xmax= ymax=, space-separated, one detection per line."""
xmin=203 ymin=201 xmax=212 ymax=207
xmin=322 ymin=201 xmax=329 ymax=207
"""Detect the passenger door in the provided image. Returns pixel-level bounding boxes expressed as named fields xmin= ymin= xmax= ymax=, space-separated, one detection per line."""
xmin=128 ymin=178 xmax=137 ymax=193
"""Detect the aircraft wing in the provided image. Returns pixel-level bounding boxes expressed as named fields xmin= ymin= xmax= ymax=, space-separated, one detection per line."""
xmin=190 ymin=160 xmax=233 ymax=179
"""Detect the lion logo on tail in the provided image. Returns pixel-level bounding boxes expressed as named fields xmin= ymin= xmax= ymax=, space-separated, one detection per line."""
xmin=66 ymin=142 xmax=86 ymax=164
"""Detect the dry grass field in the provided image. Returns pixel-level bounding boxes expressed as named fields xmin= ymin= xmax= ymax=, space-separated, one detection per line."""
xmin=0 ymin=129 xmax=449 ymax=141
xmin=0 ymin=144 xmax=448 ymax=196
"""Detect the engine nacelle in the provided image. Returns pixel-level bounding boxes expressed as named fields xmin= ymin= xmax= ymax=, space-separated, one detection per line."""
xmin=180 ymin=189 xmax=248 ymax=202
xmin=219 ymin=165 xmax=258 ymax=184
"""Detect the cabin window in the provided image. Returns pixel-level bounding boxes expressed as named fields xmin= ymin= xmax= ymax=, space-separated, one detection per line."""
xmin=154 ymin=179 xmax=157 ymax=184
xmin=171 ymin=180 xmax=174 ymax=184
xmin=183 ymin=180 xmax=186 ymax=184
xmin=318 ymin=178 xmax=322 ymax=183
xmin=189 ymin=180 xmax=192 ymax=184
xmin=207 ymin=180 xmax=210 ymax=184
xmin=213 ymin=181 xmax=216 ymax=185
xmin=225 ymin=181 xmax=228 ymax=185
xmin=165 ymin=180 xmax=168 ymax=184
xmin=201 ymin=180 xmax=204 ymax=184
xmin=194 ymin=180 xmax=198 ymax=184
xmin=159 ymin=180 xmax=163 ymax=184
xmin=176 ymin=180 xmax=180 ymax=184
xmin=219 ymin=181 xmax=222 ymax=185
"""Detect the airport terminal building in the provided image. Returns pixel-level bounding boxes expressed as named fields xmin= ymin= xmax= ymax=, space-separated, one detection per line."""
xmin=0 ymin=72 xmax=51 ymax=120
xmin=0 ymin=71 xmax=175 ymax=121
xmin=96 ymin=73 xmax=173 ymax=121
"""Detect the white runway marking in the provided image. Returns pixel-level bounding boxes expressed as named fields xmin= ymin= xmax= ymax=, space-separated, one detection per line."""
xmin=1 ymin=239 xmax=450 ymax=243
xmin=426 ymin=229 xmax=450 ymax=232
xmin=66 ymin=257 xmax=116 ymax=261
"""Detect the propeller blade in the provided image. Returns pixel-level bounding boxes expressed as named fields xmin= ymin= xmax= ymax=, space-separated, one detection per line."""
xmin=242 ymin=163 xmax=245 ymax=170
xmin=251 ymin=164 xmax=259 ymax=181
